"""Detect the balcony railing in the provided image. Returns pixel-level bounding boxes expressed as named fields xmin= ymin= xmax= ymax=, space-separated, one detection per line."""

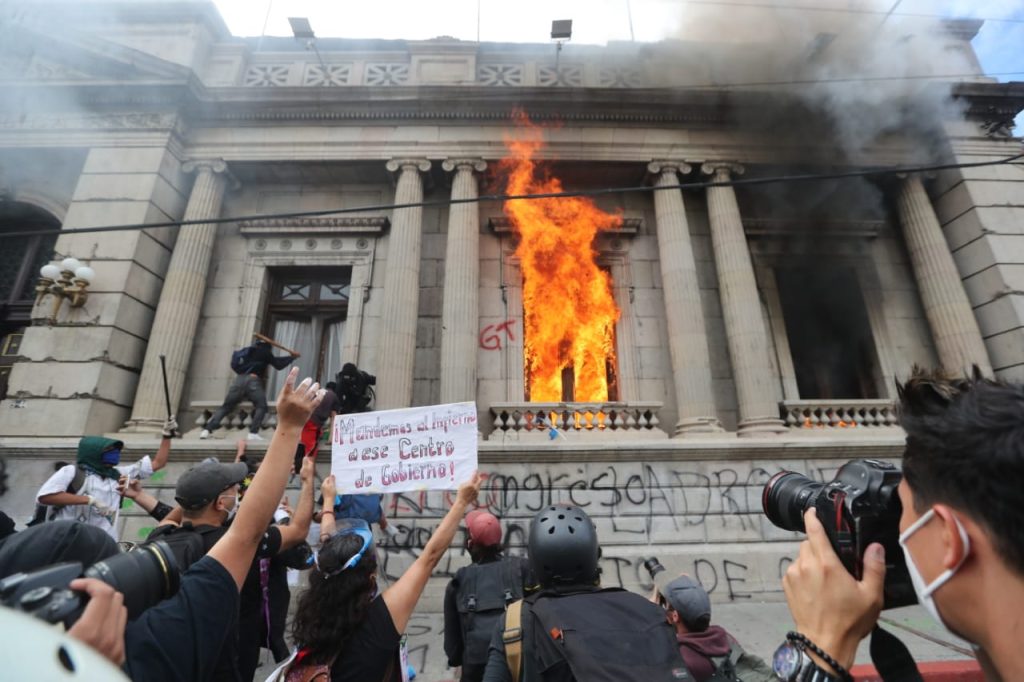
xmin=187 ymin=401 xmax=279 ymax=436
xmin=489 ymin=402 xmax=666 ymax=440
xmin=781 ymin=400 xmax=899 ymax=430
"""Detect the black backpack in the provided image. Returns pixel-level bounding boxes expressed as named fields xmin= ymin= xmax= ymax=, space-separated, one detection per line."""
xmin=28 ymin=467 xmax=88 ymax=526
xmin=456 ymin=558 xmax=524 ymax=667
xmin=526 ymin=588 xmax=691 ymax=682
xmin=144 ymin=523 xmax=223 ymax=573
xmin=230 ymin=346 xmax=254 ymax=374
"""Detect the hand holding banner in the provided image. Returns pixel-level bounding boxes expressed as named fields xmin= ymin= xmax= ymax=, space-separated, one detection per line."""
xmin=330 ymin=402 xmax=477 ymax=494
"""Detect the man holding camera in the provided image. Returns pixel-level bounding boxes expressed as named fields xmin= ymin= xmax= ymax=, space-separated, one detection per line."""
xmin=650 ymin=572 xmax=773 ymax=682
xmin=68 ymin=368 xmax=324 ymax=680
xmin=774 ymin=369 xmax=1024 ymax=681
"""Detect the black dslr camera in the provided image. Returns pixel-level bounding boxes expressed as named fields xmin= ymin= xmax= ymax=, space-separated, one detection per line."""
xmin=762 ymin=459 xmax=915 ymax=609
xmin=336 ymin=362 xmax=376 ymax=414
xmin=0 ymin=540 xmax=180 ymax=627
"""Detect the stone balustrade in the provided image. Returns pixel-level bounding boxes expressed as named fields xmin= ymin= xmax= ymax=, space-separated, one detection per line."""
xmin=489 ymin=402 xmax=666 ymax=440
xmin=780 ymin=400 xmax=899 ymax=430
xmin=188 ymin=401 xmax=278 ymax=435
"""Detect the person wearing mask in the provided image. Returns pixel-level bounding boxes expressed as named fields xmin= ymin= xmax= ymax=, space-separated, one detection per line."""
xmin=201 ymin=338 xmax=299 ymax=441
xmin=35 ymin=418 xmax=176 ymax=540
xmin=270 ymin=470 xmax=483 ymax=681
xmin=444 ymin=510 xmax=535 ymax=681
xmin=775 ymin=369 xmax=1024 ymax=682
xmin=62 ymin=366 xmax=325 ymax=681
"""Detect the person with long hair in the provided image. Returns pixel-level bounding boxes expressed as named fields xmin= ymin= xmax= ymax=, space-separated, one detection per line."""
xmin=278 ymin=471 xmax=483 ymax=681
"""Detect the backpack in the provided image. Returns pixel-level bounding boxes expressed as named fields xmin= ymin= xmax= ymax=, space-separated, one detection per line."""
xmin=144 ymin=523 xmax=223 ymax=573
xmin=231 ymin=346 xmax=254 ymax=374
xmin=335 ymin=495 xmax=383 ymax=524
xmin=29 ymin=467 xmax=88 ymax=526
xmin=505 ymin=588 xmax=691 ymax=682
xmin=708 ymin=641 xmax=775 ymax=682
xmin=456 ymin=559 xmax=525 ymax=668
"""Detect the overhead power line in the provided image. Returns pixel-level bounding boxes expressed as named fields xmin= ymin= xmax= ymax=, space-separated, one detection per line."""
xmin=0 ymin=152 xmax=1021 ymax=241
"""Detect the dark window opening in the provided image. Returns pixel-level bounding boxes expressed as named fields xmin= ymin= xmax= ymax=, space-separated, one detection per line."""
xmin=264 ymin=267 xmax=352 ymax=395
xmin=776 ymin=267 xmax=879 ymax=400
xmin=0 ymin=202 xmax=60 ymax=400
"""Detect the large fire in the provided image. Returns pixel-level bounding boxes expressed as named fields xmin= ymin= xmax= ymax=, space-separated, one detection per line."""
xmin=501 ymin=115 xmax=621 ymax=402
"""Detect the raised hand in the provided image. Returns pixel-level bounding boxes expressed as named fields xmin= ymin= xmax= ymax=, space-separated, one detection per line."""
xmin=275 ymin=367 xmax=324 ymax=430
xmin=299 ymin=453 xmax=315 ymax=483
xmin=456 ymin=471 xmax=483 ymax=507
xmin=321 ymin=474 xmax=337 ymax=504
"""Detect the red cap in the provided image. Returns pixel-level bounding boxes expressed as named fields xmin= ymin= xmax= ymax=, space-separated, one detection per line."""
xmin=466 ymin=509 xmax=502 ymax=547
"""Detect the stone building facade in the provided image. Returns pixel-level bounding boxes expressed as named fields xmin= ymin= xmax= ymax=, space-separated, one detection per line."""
xmin=0 ymin=1 xmax=1022 ymax=673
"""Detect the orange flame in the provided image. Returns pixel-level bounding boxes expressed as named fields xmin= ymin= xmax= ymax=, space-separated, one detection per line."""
xmin=501 ymin=114 xmax=621 ymax=402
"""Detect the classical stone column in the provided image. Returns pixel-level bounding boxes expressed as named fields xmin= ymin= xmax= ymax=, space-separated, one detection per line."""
xmin=702 ymin=162 xmax=786 ymax=436
xmin=648 ymin=162 xmax=723 ymax=435
xmin=897 ymin=174 xmax=992 ymax=375
xmin=439 ymin=159 xmax=487 ymax=404
xmin=124 ymin=160 xmax=235 ymax=431
xmin=376 ymin=158 xmax=431 ymax=409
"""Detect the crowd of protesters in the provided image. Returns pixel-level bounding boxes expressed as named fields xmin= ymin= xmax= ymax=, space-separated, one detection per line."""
xmin=0 ymin=365 xmax=1021 ymax=681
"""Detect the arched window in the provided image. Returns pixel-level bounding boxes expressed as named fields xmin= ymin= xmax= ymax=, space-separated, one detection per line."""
xmin=0 ymin=202 xmax=60 ymax=399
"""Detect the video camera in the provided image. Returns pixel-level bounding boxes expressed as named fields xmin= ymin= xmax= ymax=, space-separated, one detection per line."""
xmin=761 ymin=458 xmax=915 ymax=609
xmin=336 ymin=362 xmax=376 ymax=414
xmin=0 ymin=540 xmax=179 ymax=628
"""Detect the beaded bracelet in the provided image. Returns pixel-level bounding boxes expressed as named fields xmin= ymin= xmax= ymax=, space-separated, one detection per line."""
xmin=786 ymin=632 xmax=854 ymax=682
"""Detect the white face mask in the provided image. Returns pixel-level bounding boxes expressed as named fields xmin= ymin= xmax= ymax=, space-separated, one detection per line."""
xmin=221 ymin=493 xmax=239 ymax=521
xmin=898 ymin=508 xmax=974 ymax=644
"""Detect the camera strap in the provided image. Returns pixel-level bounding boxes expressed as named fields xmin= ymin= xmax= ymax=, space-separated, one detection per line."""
xmin=870 ymin=625 xmax=923 ymax=682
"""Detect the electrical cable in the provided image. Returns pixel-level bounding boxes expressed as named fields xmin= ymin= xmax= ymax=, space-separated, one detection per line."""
xmin=0 ymin=152 xmax=1021 ymax=241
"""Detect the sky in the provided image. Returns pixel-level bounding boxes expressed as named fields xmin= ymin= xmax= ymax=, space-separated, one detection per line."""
xmin=211 ymin=0 xmax=1023 ymax=130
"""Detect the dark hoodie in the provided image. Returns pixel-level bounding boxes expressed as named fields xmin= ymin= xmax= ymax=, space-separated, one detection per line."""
xmin=677 ymin=624 xmax=733 ymax=682
xmin=76 ymin=436 xmax=124 ymax=480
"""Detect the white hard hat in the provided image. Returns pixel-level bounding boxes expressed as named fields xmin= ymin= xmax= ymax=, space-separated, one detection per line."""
xmin=0 ymin=605 xmax=129 ymax=679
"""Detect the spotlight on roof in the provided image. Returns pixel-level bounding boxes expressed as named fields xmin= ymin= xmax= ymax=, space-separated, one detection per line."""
xmin=289 ymin=17 xmax=315 ymax=40
xmin=550 ymin=19 xmax=572 ymax=41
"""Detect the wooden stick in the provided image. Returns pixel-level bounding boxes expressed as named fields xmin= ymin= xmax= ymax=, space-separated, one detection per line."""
xmin=253 ymin=332 xmax=300 ymax=356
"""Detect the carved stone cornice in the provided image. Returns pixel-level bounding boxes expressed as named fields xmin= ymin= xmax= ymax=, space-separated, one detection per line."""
xmin=743 ymin=218 xmax=883 ymax=239
xmin=238 ymin=216 xmax=390 ymax=237
xmin=488 ymin=216 xmax=642 ymax=235
xmin=441 ymin=158 xmax=487 ymax=174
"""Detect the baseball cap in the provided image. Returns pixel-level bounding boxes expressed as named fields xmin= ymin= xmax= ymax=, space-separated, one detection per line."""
xmin=658 ymin=574 xmax=712 ymax=632
xmin=175 ymin=461 xmax=248 ymax=510
xmin=466 ymin=509 xmax=502 ymax=547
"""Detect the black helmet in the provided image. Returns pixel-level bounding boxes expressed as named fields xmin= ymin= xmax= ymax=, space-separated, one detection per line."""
xmin=527 ymin=504 xmax=599 ymax=588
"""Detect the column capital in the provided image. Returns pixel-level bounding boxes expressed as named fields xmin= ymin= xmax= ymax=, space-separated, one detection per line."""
xmin=441 ymin=158 xmax=487 ymax=174
xmin=701 ymin=161 xmax=745 ymax=178
xmin=647 ymin=160 xmax=692 ymax=176
xmin=386 ymin=158 xmax=432 ymax=174
xmin=182 ymin=158 xmax=239 ymax=189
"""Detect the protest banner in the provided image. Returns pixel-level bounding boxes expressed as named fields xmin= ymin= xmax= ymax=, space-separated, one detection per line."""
xmin=330 ymin=402 xmax=477 ymax=494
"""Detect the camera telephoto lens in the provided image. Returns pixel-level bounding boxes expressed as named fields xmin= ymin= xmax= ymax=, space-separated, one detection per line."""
xmin=761 ymin=472 xmax=825 ymax=533
xmin=642 ymin=557 xmax=666 ymax=580
xmin=84 ymin=540 xmax=180 ymax=620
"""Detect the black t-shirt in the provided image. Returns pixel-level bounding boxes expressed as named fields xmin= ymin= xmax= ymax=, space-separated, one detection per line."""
xmin=124 ymin=555 xmax=238 ymax=682
xmin=145 ymin=523 xmax=281 ymax=682
xmin=310 ymin=389 xmax=341 ymax=427
xmin=328 ymin=595 xmax=402 ymax=682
